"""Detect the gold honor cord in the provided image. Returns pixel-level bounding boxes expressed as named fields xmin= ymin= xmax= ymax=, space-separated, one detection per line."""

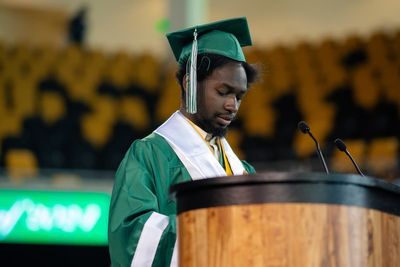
xmin=218 ymin=138 xmax=233 ymax=175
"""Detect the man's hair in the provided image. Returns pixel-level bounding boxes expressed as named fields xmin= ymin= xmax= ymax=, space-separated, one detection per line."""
xmin=176 ymin=53 xmax=259 ymax=98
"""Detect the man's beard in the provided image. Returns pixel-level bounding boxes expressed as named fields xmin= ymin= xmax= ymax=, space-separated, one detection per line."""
xmin=196 ymin=117 xmax=228 ymax=137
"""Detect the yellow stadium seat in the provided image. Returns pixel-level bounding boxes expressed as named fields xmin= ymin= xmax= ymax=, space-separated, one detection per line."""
xmin=301 ymin=103 xmax=336 ymax=130
xmin=5 ymin=148 xmax=38 ymax=180
xmin=366 ymin=32 xmax=391 ymax=68
xmin=293 ymin=119 xmax=333 ymax=159
xmin=82 ymin=50 xmax=107 ymax=86
xmin=226 ymin=128 xmax=244 ymax=159
xmin=39 ymin=91 xmax=66 ymax=125
xmin=90 ymin=95 xmax=118 ymax=124
xmin=239 ymin=83 xmax=271 ymax=112
xmin=330 ymin=139 xmax=367 ymax=174
xmin=9 ymin=43 xmax=31 ymax=64
xmin=81 ymin=113 xmax=113 ymax=149
xmin=297 ymin=80 xmax=326 ymax=115
xmin=340 ymin=34 xmax=364 ymax=57
xmin=379 ymin=62 xmax=400 ymax=104
xmin=60 ymin=44 xmax=84 ymax=67
xmin=155 ymin=77 xmax=181 ymax=123
xmin=31 ymin=45 xmax=59 ymax=79
xmin=366 ymin=137 xmax=399 ymax=175
xmin=133 ymin=53 xmax=161 ymax=92
xmin=304 ymin=118 xmax=333 ymax=145
xmin=264 ymin=46 xmax=295 ymax=94
xmin=316 ymin=38 xmax=339 ymax=63
xmin=105 ymin=51 xmax=132 ymax=88
xmin=0 ymin=111 xmax=23 ymax=140
xmin=293 ymin=131 xmax=316 ymax=159
xmin=10 ymin=76 xmax=38 ymax=118
xmin=119 ymin=96 xmax=150 ymax=131
xmin=66 ymin=75 xmax=97 ymax=103
xmin=0 ymin=78 xmax=6 ymax=115
xmin=241 ymin=105 xmax=275 ymax=138
xmin=352 ymin=66 xmax=380 ymax=109
xmin=291 ymin=42 xmax=318 ymax=84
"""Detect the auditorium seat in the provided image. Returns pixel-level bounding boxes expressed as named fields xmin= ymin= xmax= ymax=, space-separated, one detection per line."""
xmin=315 ymin=38 xmax=347 ymax=92
xmin=302 ymin=105 xmax=335 ymax=141
xmin=10 ymin=76 xmax=37 ymax=118
xmin=82 ymin=50 xmax=107 ymax=92
xmin=90 ymin=95 xmax=118 ymax=124
xmin=366 ymin=137 xmax=399 ymax=175
xmin=66 ymin=74 xmax=97 ymax=102
xmin=340 ymin=35 xmax=367 ymax=69
xmin=239 ymin=83 xmax=270 ymax=114
xmin=292 ymin=117 xmax=332 ymax=159
xmin=155 ymin=71 xmax=181 ymax=123
xmin=379 ymin=62 xmax=400 ymax=104
xmin=39 ymin=91 xmax=67 ymax=125
xmin=5 ymin=148 xmax=38 ymax=180
xmin=366 ymin=32 xmax=392 ymax=69
xmin=226 ymin=128 xmax=244 ymax=159
xmin=119 ymin=96 xmax=151 ymax=131
xmin=105 ymin=51 xmax=132 ymax=89
xmin=264 ymin=46 xmax=295 ymax=95
xmin=0 ymin=111 xmax=23 ymax=142
xmin=351 ymin=66 xmax=380 ymax=109
xmin=60 ymin=44 xmax=84 ymax=68
xmin=293 ymin=131 xmax=317 ymax=159
xmin=291 ymin=42 xmax=318 ymax=86
xmin=330 ymin=139 xmax=367 ymax=174
xmin=133 ymin=53 xmax=161 ymax=93
xmin=316 ymin=38 xmax=339 ymax=64
xmin=297 ymin=79 xmax=326 ymax=115
xmin=241 ymin=105 xmax=275 ymax=138
xmin=81 ymin=113 xmax=113 ymax=150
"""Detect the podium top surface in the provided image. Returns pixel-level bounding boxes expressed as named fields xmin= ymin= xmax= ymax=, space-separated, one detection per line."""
xmin=170 ymin=172 xmax=400 ymax=215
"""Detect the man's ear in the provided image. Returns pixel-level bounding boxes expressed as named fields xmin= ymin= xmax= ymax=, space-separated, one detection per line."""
xmin=182 ymin=74 xmax=189 ymax=93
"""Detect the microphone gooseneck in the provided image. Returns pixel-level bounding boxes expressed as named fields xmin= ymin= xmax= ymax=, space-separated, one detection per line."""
xmin=297 ymin=121 xmax=330 ymax=174
xmin=334 ymin=138 xmax=365 ymax=177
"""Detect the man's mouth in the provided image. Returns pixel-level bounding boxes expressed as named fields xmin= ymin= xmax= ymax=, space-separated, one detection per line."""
xmin=216 ymin=114 xmax=234 ymax=126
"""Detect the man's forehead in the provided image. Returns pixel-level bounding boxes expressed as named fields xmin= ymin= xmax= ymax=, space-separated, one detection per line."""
xmin=209 ymin=64 xmax=247 ymax=86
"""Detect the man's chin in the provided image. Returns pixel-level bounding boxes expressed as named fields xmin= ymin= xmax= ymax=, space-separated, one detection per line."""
xmin=210 ymin=125 xmax=228 ymax=137
xmin=197 ymin=119 xmax=228 ymax=137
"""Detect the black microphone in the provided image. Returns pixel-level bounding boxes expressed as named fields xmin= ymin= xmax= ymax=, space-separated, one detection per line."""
xmin=334 ymin=138 xmax=364 ymax=177
xmin=297 ymin=121 xmax=330 ymax=174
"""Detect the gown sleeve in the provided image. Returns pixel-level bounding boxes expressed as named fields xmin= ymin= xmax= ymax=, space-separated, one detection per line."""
xmin=108 ymin=139 xmax=177 ymax=267
xmin=241 ymin=160 xmax=256 ymax=174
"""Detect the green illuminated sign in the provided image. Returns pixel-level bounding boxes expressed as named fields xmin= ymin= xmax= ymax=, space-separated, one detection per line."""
xmin=0 ymin=189 xmax=110 ymax=246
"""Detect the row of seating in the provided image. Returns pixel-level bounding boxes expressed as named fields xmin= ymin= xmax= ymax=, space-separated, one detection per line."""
xmin=0 ymin=29 xmax=399 ymax=181
xmin=4 ymin=136 xmax=398 ymax=182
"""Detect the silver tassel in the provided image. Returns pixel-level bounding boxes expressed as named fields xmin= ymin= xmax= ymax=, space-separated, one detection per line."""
xmin=186 ymin=28 xmax=198 ymax=114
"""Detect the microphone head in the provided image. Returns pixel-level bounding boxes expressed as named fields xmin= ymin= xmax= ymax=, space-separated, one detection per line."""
xmin=334 ymin=138 xmax=347 ymax=152
xmin=298 ymin=121 xmax=310 ymax=134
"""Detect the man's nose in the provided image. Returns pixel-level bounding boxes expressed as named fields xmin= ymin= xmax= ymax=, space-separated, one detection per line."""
xmin=225 ymin=96 xmax=239 ymax=113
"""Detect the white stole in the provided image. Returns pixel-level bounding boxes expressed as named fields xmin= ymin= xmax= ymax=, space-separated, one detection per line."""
xmin=154 ymin=111 xmax=245 ymax=180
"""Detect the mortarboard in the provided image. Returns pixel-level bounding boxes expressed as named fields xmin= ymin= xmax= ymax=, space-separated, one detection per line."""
xmin=166 ymin=17 xmax=253 ymax=114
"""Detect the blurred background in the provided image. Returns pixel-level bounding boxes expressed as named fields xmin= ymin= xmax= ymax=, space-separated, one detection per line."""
xmin=0 ymin=0 xmax=399 ymax=266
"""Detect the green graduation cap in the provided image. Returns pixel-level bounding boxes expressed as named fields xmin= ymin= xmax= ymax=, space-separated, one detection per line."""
xmin=166 ymin=17 xmax=253 ymax=114
xmin=167 ymin=17 xmax=252 ymax=65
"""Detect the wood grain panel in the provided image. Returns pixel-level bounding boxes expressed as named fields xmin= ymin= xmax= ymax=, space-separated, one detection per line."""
xmin=178 ymin=203 xmax=400 ymax=267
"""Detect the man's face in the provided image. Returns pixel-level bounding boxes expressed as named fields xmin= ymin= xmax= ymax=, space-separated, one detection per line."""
xmin=190 ymin=62 xmax=248 ymax=137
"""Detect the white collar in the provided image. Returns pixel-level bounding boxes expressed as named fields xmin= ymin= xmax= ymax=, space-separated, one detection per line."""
xmin=154 ymin=111 xmax=245 ymax=180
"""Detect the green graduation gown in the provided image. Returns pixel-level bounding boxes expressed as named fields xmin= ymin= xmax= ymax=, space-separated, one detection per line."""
xmin=108 ymin=132 xmax=255 ymax=267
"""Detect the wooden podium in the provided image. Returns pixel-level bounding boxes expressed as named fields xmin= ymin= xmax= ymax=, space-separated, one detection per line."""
xmin=170 ymin=172 xmax=400 ymax=267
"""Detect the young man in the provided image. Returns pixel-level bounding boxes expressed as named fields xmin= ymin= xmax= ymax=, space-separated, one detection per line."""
xmin=108 ymin=17 xmax=259 ymax=267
